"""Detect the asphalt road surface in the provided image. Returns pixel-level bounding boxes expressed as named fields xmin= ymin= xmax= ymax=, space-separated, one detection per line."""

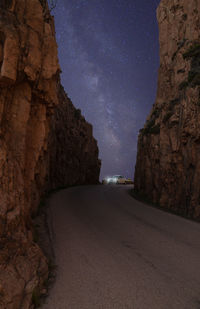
xmin=42 ymin=185 xmax=200 ymax=309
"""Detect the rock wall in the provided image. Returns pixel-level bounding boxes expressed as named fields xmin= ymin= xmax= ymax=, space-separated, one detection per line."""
xmin=134 ymin=0 xmax=200 ymax=219
xmin=0 ymin=0 xmax=100 ymax=308
xmin=48 ymin=85 xmax=100 ymax=190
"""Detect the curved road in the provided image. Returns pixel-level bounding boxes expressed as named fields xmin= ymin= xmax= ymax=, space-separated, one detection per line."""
xmin=42 ymin=185 xmax=200 ymax=309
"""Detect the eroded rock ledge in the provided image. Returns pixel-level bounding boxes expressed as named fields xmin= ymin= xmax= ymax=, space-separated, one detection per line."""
xmin=134 ymin=0 xmax=200 ymax=219
xmin=0 ymin=0 xmax=100 ymax=308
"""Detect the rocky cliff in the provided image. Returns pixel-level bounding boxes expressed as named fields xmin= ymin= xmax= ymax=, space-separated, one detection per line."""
xmin=134 ymin=0 xmax=200 ymax=219
xmin=0 ymin=0 xmax=100 ymax=308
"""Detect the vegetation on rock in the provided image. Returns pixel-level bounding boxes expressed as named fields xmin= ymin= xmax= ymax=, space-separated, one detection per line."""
xmin=180 ymin=43 xmax=200 ymax=88
xmin=140 ymin=119 xmax=160 ymax=135
xmin=135 ymin=0 xmax=200 ymax=221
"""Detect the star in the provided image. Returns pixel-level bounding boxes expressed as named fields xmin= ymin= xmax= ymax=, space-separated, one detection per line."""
xmin=53 ymin=0 xmax=160 ymax=179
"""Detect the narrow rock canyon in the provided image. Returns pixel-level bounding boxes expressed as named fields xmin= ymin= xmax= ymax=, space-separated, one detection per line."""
xmin=134 ymin=0 xmax=200 ymax=219
xmin=0 ymin=0 xmax=100 ymax=308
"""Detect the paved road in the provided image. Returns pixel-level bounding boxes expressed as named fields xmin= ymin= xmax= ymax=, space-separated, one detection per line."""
xmin=42 ymin=185 xmax=200 ymax=309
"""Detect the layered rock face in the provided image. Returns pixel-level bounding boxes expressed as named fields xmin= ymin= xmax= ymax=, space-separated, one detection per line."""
xmin=134 ymin=0 xmax=200 ymax=219
xmin=0 ymin=0 xmax=100 ymax=308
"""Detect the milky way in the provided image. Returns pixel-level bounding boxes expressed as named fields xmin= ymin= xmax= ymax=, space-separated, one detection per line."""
xmin=51 ymin=0 xmax=160 ymax=179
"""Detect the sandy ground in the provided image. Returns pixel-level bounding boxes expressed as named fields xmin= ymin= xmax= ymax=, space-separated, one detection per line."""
xmin=42 ymin=185 xmax=200 ymax=309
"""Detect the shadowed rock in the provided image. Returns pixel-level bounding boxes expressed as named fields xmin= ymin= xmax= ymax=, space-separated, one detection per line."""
xmin=0 ymin=0 xmax=100 ymax=308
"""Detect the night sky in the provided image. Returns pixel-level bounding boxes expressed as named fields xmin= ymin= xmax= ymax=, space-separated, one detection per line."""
xmin=52 ymin=0 xmax=161 ymax=180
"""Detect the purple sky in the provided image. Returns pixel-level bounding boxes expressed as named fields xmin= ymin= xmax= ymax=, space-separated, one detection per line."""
xmin=51 ymin=0 xmax=160 ymax=179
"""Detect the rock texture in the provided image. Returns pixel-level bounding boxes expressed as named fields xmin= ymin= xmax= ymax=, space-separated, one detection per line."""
xmin=0 ymin=0 xmax=100 ymax=308
xmin=134 ymin=0 xmax=200 ymax=219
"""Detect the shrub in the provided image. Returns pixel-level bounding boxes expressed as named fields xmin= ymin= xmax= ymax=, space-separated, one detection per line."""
xmin=163 ymin=112 xmax=173 ymax=123
xmin=172 ymin=39 xmax=187 ymax=61
xmin=182 ymin=14 xmax=187 ymax=21
xmin=172 ymin=51 xmax=177 ymax=61
xmin=74 ymin=109 xmax=81 ymax=120
xmin=179 ymin=80 xmax=189 ymax=90
xmin=183 ymin=43 xmax=200 ymax=59
xmin=188 ymin=71 xmax=200 ymax=87
xmin=141 ymin=121 xmax=160 ymax=135
xmin=192 ymin=73 xmax=200 ymax=86
xmin=142 ymin=119 xmax=155 ymax=135
xmin=188 ymin=71 xmax=197 ymax=83
xmin=168 ymin=98 xmax=179 ymax=110
xmin=151 ymin=107 xmax=161 ymax=119
xmin=181 ymin=42 xmax=200 ymax=89
xmin=149 ymin=124 xmax=160 ymax=134
xmin=146 ymin=119 xmax=155 ymax=129
xmin=39 ymin=0 xmax=58 ymax=10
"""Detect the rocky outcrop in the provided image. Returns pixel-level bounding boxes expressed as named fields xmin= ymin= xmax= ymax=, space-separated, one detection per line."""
xmin=48 ymin=85 xmax=100 ymax=190
xmin=134 ymin=0 xmax=200 ymax=219
xmin=0 ymin=0 xmax=100 ymax=308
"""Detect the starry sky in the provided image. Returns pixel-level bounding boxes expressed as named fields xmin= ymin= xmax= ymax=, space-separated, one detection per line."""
xmin=51 ymin=0 xmax=161 ymax=180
